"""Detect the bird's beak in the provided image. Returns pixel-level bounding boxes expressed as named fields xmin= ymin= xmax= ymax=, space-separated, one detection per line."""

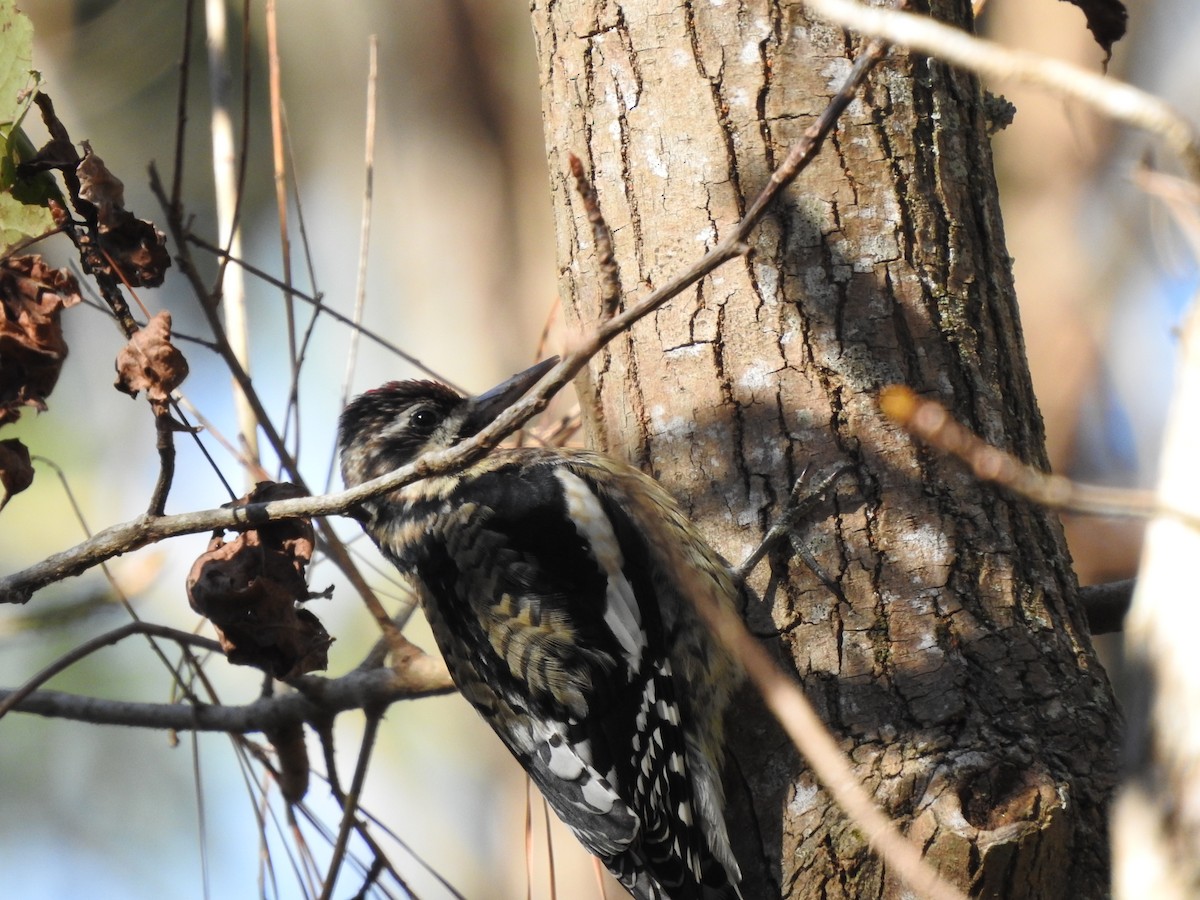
xmin=460 ymin=357 xmax=560 ymax=437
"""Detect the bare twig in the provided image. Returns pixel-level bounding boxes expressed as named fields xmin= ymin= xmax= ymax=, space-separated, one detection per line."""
xmin=1 ymin=659 xmax=452 ymax=731
xmin=27 ymin=456 xmax=234 ymax=718
xmin=0 ymin=223 xmax=66 ymax=260
xmin=265 ymin=0 xmax=300 ymax=459
xmin=330 ymin=34 xmax=380 ymax=493
xmin=799 ymin=0 xmax=1200 ymax=178
xmin=533 ymin=297 xmax=561 ymax=367
xmin=319 ymin=712 xmax=380 ymax=900
xmin=569 ymin=153 xmax=621 ymax=320
xmin=1134 ymin=164 xmax=1200 ymax=270
xmin=173 ymin=393 xmax=264 ymax=485
xmin=337 ymin=800 xmax=466 ymax=899
xmin=78 ymin=244 xmax=185 ymax=513
xmin=0 ymin=622 xmax=220 ymax=720
xmin=277 ymin=123 xmax=326 ymax=451
xmin=544 ymin=798 xmax=560 ymax=900
xmin=169 ymin=0 xmax=197 ymax=210
xmin=191 ymin=729 xmax=212 ymax=898
xmin=879 ymin=384 xmax=1175 ymax=520
xmin=146 ymin=410 xmax=179 ymax=516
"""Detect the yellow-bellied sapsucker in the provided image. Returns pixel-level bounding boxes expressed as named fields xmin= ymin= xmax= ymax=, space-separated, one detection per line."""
xmin=338 ymin=358 xmax=744 ymax=899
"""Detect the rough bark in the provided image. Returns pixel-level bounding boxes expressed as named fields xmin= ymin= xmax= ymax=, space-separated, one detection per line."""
xmin=530 ymin=1 xmax=1121 ymax=897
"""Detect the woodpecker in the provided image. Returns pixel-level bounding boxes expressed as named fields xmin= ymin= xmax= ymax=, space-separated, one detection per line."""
xmin=338 ymin=358 xmax=744 ymax=899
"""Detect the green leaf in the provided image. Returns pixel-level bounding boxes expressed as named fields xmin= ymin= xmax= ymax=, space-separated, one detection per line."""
xmin=0 ymin=191 xmax=53 ymax=247
xmin=0 ymin=1 xmax=54 ymax=250
xmin=0 ymin=0 xmax=35 ymax=124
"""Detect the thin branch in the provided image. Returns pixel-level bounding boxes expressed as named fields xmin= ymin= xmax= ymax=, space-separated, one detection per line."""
xmin=191 ymin=728 xmax=212 ymax=899
xmin=1134 ymin=164 xmax=1200 ymax=273
xmin=879 ymin=385 xmax=1186 ymax=521
xmin=342 ymin=801 xmax=467 ymax=899
xmin=77 ymin=248 xmax=186 ymax=514
xmin=209 ymin=0 xmax=255 ymax=310
xmin=544 ymin=797 xmax=558 ymax=900
xmin=799 ymin=0 xmax=1200 ymax=178
xmin=329 ymin=34 xmax=380 ymax=494
xmin=265 ymin=0 xmax=299 ymax=433
xmin=569 ymin=153 xmax=621 ymax=320
xmin=319 ymin=712 xmax=380 ymax=900
xmin=146 ymin=409 xmax=179 ymax=516
xmin=0 ymin=622 xmax=220 ymax=720
xmin=173 ymin=392 xmax=261 ymax=489
xmin=1 ymin=660 xmax=453 ymax=732
xmin=0 ymin=223 xmax=66 ymax=260
xmin=524 ymin=781 xmax=534 ymax=900
xmin=279 ymin=120 xmax=324 ymax=458
xmin=533 ymin=297 xmax=561 ymax=368
xmin=169 ymin=0 xmax=197 ymax=210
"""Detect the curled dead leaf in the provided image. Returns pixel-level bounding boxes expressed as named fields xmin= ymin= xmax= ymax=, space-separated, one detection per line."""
xmin=186 ymin=482 xmax=331 ymax=679
xmin=76 ymin=141 xmax=126 ymax=220
xmin=0 ymin=439 xmax=34 ymax=511
xmin=96 ymin=211 xmax=172 ymax=289
xmin=0 ymin=255 xmax=82 ymax=425
xmin=114 ymin=310 xmax=189 ymax=411
xmin=76 ymin=143 xmax=171 ymax=288
xmin=1063 ymin=0 xmax=1128 ymax=62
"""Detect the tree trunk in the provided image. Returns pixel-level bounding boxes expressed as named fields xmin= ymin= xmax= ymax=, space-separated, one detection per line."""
xmin=530 ymin=1 xmax=1121 ymax=897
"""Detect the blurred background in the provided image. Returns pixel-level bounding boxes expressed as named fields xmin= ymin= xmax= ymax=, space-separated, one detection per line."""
xmin=0 ymin=0 xmax=1194 ymax=897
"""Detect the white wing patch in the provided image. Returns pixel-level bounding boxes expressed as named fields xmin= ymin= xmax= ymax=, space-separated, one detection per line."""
xmin=539 ymin=728 xmax=621 ymax=815
xmin=555 ymin=469 xmax=646 ymax=667
xmin=547 ymin=733 xmax=586 ymax=780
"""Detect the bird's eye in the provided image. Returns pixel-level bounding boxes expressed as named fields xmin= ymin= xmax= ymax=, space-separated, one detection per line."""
xmin=409 ymin=408 xmax=438 ymax=430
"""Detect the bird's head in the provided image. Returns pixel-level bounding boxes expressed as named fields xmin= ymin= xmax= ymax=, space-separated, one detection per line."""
xmin=338 ymin=357 xmax=558 ymax=488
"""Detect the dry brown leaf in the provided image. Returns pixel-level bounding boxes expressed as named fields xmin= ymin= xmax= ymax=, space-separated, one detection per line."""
xmin=76 ymin=143 xmax=170 ymax=288
xmin=95 ymin=211 xmax=172 ymax=288
xmin=1061 ymin=0 xmax=1128 ymax=61
xmin=0 ymin=438 xmax=34 ymax=511
xmin=76 ymin=141 xmax=126 ymax=221
xmin=186 ymin=482 xmax=331 ymax=679
xmin=0 ymin=255 xmax=82 ymax=425
xmin=113 ymin=310 xmax=189 ymax=411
